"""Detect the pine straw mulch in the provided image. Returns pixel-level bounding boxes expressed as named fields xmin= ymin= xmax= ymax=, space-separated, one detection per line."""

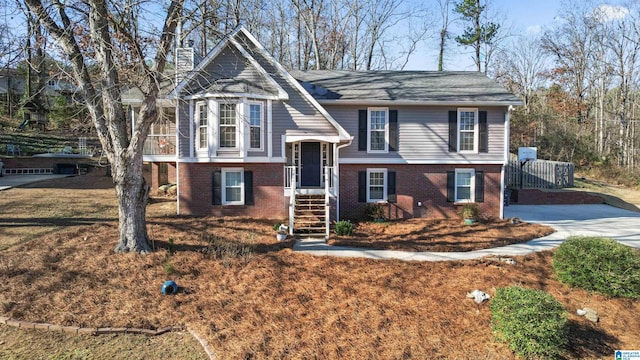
xmin=1 ymin=219 xmax=638 ymax=359
xmin=328 ymin=218 xmax=554 ymax=252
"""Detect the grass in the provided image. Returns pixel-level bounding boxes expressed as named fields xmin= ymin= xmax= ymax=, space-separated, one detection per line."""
xmin=0 ymin=170 xmax=639 ymax=358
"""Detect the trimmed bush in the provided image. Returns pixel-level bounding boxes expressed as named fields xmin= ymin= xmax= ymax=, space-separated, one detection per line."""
xmin=491 ymin=286 xmax=567 ymax=359
xmin=334 ymin=220 xmax=354 ymax=236
xmin=553 ymin=236 xmax=640 ymax=298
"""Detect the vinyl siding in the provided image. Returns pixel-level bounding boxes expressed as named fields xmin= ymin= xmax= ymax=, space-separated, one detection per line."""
xmin=177 ymin=100 xmax=191 ymax=158
xmin=181 ymin=44 xmax=279 ymax=97
xmin=235 ymin=32 xmax=338 ymax=159
xmin=326 ymin=105 xmax=506 ymax=163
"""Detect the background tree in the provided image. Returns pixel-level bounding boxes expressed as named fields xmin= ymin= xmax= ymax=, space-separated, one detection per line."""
xmin=25 ymin=0 xmax=184 ymax=253
xmin=436 ymin=0 xmax=454 ymax=71
xmin=454 ymin=0 xmax=500 ymax=73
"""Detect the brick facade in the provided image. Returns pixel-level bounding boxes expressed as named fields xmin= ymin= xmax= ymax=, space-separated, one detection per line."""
xmin=175 ymin=162 xmax=503 ymax=220
xmin=150 ymin=162 xmax=177 ymax=190
xmin=338 ymin=164 xmax=503 ymax=221
xmin=177 ymin=162 xmax=286 ymax=218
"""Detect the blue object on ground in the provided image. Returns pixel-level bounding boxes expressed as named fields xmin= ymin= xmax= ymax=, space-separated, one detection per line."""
xmin=161 ymin=280 xmax=178 ymax=295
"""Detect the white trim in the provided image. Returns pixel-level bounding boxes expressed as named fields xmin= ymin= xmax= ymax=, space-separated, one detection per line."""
xmin=218 ymin=101 xmax=239 ymax=150
xmin=367 ymin=107 xmax=389 ymax=153
xmin=176 ymin=156 xmax=286 ymax=163
xmin=284 ymin=135 xmax=341 ymax=143
xmin=504 ymin=108 xmax=511 ymax=165
xmin=457 ymin=108 xmax=479 ymax=153
xmin=237 ymin=27 xmax=351 ymax=141
xmin=338 ymin=157 xmax=506 ymax=165
xmin=315 ymin=99 xmax=523 ymax=106
xmin=189 ymin=99 xmax=194 ymax=158
xmin=221 ymin=168 xmax=245 ymax=205
xmin=454 ymin=168 xmax=475 ymax=203
xmin=195 ymin=101 xmax=208 ymax=153
xmin=247 ymin=101 xmax=264 ymax=151
xmin=184 ymin=93 xmax=282 ymax=101
xmin=366 ymin=168 xmax=388 ymax=203
xmin=267 ymin=100 xmax=273 ymax=159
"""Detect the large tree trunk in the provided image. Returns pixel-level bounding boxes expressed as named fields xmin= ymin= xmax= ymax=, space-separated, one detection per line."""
xmin=113 ymin=155 xmax=151 ymax=253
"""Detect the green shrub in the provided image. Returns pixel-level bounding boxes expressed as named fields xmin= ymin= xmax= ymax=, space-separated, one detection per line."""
xmin=553 ymin=236 xmax=640 ymax=298
xmin=364 ymin=203 xmax=386 ymax=221
xmin=334 ymin=220 xmax=354 ymax=236
xmin=491 ymin=286 xmax=567 ymax=359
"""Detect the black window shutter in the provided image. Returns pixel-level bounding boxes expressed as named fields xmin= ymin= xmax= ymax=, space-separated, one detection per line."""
xmin=358 ymin=110 xmax=367 ymax=151
xmin=389 ymin=110 xmax=398 ymax=151
xmin=475 ymin=171 xmax=485 ymax=203
xmin=244 ymin=171 xmax=254 ymax=205
xmin=446 ymin=171 xmax=455 ymax=202
xmin=387 ymin=171 xmax=397 ymax=203
xmin=358 ymin=171 xmax=366 ymax=202
xmin=212 ymin=170 xmax=222 ymax=205
xmin=448 ymin=111 xmax=457 ymax=152
xmin=479 ymin=111 xmax=488 ymax=153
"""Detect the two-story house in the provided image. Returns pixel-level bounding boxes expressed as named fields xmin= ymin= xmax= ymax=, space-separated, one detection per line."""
xmin=131 ymin=26 xmax=521 ymax=237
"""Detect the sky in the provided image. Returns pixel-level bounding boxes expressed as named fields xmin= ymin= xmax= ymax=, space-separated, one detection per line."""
xmin=404 ymin=0 xmax=565 ymax=71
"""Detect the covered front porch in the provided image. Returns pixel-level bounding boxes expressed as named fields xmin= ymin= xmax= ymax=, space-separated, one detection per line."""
xmin=283 ymin=139 xmax=340 ymax=238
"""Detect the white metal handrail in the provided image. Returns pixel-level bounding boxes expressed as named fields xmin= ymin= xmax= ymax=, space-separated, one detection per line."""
xmin=288 ymin=167 xmax=296 ymax=235
xmin=324 ymin=166 xmax=332 ymax=238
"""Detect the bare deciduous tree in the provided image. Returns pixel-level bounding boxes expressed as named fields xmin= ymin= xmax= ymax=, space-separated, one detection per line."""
xmin=25 ymin=0 xmax=184 ymax=253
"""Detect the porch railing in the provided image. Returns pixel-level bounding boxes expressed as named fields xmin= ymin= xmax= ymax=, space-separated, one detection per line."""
xmin=288 ymin=168 xmax=296 ymax=235
xmin=284 ymin=165 xmax=335 ymax=193
xmin=143 ymin=135 xmax=175 ymax=156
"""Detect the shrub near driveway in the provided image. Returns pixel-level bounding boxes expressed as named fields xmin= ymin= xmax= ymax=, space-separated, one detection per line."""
xmin=553 ymin=236 xmax=640 ymax=298
xmin=491 ymin=286 xmax=567 ymax=359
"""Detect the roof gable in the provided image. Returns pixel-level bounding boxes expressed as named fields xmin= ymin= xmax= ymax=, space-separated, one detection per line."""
xmin=170 ymin=28 xmax=288 ymax=100
xmin=171 ymin=26 xmax=351 ymax=141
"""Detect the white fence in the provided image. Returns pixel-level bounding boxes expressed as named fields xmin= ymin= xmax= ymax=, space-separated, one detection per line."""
xmin=507 ymin=159 xmax=574 ymax=189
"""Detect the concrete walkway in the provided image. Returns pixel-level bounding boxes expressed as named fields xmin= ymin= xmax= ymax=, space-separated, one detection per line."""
xmin=0 ymin=174 xmax=72 ymax=191
xmin=293 ymin=204 xmax=640 ymax=261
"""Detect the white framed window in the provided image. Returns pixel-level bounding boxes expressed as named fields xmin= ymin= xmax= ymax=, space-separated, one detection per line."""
xmin=219 ymin=103 xmax=237 ymax=148
xmin=222 ymin=168 xmax=244 ymax=205
xmin=196 ymin=101 xmax=208 ymax=150
xmin=455 ymin=168 xmax=475 ymax=203
xmin=458 ymin=108 xmax=478 ymax=152
xmin=368 ymin=108 xmax=389 ymax=153
xmin=367 ymin=168 xmax=387 ymax=202
xmin=248 ymin=102 xmax=263 ymax=150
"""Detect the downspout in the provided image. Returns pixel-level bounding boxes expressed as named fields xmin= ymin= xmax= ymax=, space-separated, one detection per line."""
xmin=334 ymin=137 xmax=354 ymax=221
xmin=500 ymin=106 xmax=512 ymax=219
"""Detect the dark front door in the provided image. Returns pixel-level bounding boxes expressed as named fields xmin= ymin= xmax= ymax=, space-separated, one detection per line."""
xmin=301 ymin=142 xmax=321 ymax=187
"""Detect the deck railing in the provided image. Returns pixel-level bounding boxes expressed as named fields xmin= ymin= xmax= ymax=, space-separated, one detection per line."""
xmin=143 ymin=135 xmax=175 ymax=156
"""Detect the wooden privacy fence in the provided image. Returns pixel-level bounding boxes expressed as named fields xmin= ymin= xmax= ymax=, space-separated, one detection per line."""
xmin=507 ymin=159 xmax=574 ymax=189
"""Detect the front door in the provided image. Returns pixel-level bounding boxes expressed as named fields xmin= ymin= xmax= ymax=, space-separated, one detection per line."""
xmin=300 ymin=142 xmax=321 ymax=187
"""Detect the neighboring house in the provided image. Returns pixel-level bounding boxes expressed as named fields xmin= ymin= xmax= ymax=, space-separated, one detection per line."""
xmin=129 ymin=26 xmax=521 ymax=237
xmin=0 ymin=67 xmax=78 ymax=122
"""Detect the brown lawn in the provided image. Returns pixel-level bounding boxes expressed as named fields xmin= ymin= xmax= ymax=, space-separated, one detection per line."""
xmin=0 ymin=169 xmax=638 ymax=359
xmin=329 ymin=218 xmax=554 ymax=252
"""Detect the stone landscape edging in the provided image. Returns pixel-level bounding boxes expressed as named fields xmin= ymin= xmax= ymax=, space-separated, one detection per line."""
xmin=0 ymin=315 xmax=216 ymax=359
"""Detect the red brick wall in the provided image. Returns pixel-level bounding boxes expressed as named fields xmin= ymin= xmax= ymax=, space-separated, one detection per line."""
xmin=513 ymin=189 xmax=603 ymax=205
xmin=149 ymin=162 xmax=178 ymax=190
xmin=338 ymin=164 xmax=503 ymax=221
xmin=178 ymin=162 xmax=286 ymax=218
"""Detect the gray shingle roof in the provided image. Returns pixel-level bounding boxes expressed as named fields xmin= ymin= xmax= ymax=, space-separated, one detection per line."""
xmin=290 ymin=70 xmax=522 ymax=105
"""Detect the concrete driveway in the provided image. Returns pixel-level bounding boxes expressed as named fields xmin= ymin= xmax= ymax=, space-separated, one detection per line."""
xmin=0 ymin=174 xmax=71 ymax=191
xmin=293 ymin=204 xmax=640 ymax=261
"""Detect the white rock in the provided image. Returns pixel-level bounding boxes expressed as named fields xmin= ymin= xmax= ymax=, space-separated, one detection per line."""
xmin=466 ymin=289 xmax=491 ymax=304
